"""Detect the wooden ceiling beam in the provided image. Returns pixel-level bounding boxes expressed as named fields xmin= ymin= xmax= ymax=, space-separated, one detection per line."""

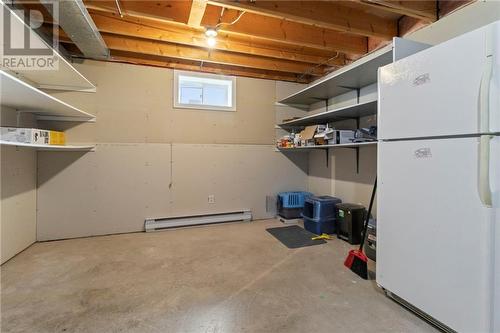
xmin=353 ymin=0 xmax=437 ymax=22
xmin=85 ymin=2 xmax=367 ymax=55
xmin=82 ymin=33 xmax=328 ymax=75
xmin=87 ymin=11 xmax=345 ymax=66
xmin=202 ymin=6 xmax=368 ymax=54
xmin=85 ymin=0 xmax=192 ymax=23
xmin=187 ymin=0 xmax=208 ymax=27
xmin=106 ymin=50 xmax=311 ymax=83
xmin=207 ymin=0 xmax=397 ymax=39
xmin=62 ymin=43 xmax=312 ymax=83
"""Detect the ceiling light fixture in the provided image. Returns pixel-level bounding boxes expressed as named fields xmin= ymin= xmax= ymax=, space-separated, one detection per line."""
xmin=205 ymin=28 xmax=218 ymax=48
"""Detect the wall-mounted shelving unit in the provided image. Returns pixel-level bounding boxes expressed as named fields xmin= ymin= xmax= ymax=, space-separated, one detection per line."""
xmin=277 ymin=142 xmax=377 ymax=171
xmin=0 ymin=3 xmax=97 ymax=153
xmin=279 ymin=45 xmax=392 ymax=109
xmin=277 ymin=142 xmax=377 ymax=151
xmin=275 ymin=38 xmax=431 ymax=172
xmin=0 ymin=141 xmax=95 ymax=151
xmin=278 ymin=99 xmax=377 ymax=129
xmin=0 ymin=1 xmax=96 ymax=92
xmin=1 ymin=70 xmax=95 ymax=122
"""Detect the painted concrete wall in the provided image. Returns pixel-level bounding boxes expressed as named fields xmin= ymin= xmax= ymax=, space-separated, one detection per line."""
xmin=1 ymin=107 xmax=37 ymax=263
xmin=36 ymin=61 xmax=308 ymax=240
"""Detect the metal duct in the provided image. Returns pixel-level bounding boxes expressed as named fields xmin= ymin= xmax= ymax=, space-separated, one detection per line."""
xmin=46 ymin=0 xmax=109 ymax=59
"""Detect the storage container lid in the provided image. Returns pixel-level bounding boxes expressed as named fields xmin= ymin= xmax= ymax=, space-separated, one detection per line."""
xmin=335 ymin=203 xmax=365 ymax=210
xmin=308 ymin=195 xmax=341 ymax=202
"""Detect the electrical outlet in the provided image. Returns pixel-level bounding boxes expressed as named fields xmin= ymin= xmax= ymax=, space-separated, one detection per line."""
xmin=208 ymin=195 xmax=215 ymax=204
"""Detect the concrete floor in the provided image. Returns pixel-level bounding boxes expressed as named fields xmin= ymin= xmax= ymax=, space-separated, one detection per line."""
xmin=1 ymin=219 xmax=437 ymax=333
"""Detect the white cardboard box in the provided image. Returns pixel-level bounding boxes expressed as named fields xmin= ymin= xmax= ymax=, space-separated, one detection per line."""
xmin=0 ymin=127 xmax=50 ymax=145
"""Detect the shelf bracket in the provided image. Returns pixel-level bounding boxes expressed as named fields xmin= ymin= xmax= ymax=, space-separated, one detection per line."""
xmin=355 ymin=146 xmax=360 ymax=174
xmin=325 ymin=148 xmax=330 ymax=168
xmin=343 ymin=146 xmax=360 ymax=174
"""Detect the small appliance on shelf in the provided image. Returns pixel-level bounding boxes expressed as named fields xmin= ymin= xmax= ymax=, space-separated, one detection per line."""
xmin=353 ymin=126 xmax=377 ymax=143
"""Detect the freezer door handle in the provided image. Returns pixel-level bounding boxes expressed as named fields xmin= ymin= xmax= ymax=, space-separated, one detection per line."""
xmin=479 ymin=135 xmax=493 ymax=207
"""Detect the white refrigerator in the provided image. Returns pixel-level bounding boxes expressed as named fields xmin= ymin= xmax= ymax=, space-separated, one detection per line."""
xmin=377 ymin=21 xmax=500 ymax=333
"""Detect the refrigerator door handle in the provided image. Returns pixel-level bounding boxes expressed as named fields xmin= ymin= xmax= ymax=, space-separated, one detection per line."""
xmin=479 ymin=28 xmax=494 ymax=133
xmin=479 ymin=135 xmax=493 ymax=207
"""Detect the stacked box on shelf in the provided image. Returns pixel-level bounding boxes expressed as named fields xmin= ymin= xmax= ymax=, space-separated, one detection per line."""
xmin=302 ymin=196 xmax=342 ymax=235
xmin=277 ymin=191 xmax=313 ymax=219
xmin=1 ymin=127 xmax=66 ymax=146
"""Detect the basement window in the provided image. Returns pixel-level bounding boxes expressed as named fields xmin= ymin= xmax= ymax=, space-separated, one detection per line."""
xmin=174 ymin=70 xmax=236 ymax=111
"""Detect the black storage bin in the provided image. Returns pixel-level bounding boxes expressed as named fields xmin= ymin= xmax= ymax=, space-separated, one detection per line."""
xmin=335 ymin=203 xmax=366 ymax=244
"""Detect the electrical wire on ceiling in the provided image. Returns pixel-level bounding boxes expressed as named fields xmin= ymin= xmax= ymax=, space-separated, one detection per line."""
xmin=298 ymin=52 xmax=341 ymax=81
xmin=115 ymin=0 xmax=124 ymax=18
xmin=215 ymin=7 xmax=246 ymax=29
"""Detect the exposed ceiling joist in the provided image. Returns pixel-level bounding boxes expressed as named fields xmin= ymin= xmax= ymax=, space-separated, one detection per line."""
xmin=354 ymin=0 xmax=437 ymax=22
xmin=87 ymin=11 xmax=346 ymax=66
xmin=187 ymin=0 xmax=208 ymax=27
xmin=207 ymin=0 xmax=397 ymax=39
xmin=73 ymin=0 xmax=451 ymax=83
xmin=85 ymin=0 xmax=191 ymax=23
xmin=87 ymin=1 xmax=368 ymax=54
xmin=106 ymin=50 xmax=311 ymax=83
xmin=78 ymin=33 xmax=329 ymax=75
xmin=202 ymin=6 xmax=368 ymax=54
xmin=85 ymin=1 xmax=367 ymax=55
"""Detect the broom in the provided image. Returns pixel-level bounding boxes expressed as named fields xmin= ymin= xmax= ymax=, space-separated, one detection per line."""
xmin=344 ymin=177 xmax=377 ymax=280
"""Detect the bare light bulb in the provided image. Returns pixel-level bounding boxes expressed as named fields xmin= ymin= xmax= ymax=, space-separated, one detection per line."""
xmin=207 ymin=36 xmax=217 ymax=48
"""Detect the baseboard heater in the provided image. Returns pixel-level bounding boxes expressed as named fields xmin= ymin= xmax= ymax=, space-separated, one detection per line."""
xmin=145 ymin=210 xmax=252 ymax=232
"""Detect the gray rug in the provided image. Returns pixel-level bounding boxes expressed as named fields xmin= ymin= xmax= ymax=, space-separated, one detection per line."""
xmin=266 ymin=225 xmax=326 ymax=249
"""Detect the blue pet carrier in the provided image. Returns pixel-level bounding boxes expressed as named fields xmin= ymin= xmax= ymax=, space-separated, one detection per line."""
xmin=302 ymin=196 xmax=342 ymax=235
xmin=277 ymin=191 xmax=313 ymax=219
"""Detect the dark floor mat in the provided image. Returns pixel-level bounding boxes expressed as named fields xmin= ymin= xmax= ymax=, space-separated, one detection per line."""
xmin=266 ymin=225 xmax=326 ymax=249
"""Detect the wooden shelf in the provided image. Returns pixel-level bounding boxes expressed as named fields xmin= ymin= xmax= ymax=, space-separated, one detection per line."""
xmin=277 ymin=141 xmax=377 ymax=151
xmin=0 ymin=140 xmax=95 ymax=151
xmin=279 ymin=99 xmax=377 ymax=128
xmin=1 ymin=3 xmax=96 ymax=92
xmin=278 ymin=45 xmax=392 ymax=108
xmin=0 ymin=70 xmax=95 ymax=122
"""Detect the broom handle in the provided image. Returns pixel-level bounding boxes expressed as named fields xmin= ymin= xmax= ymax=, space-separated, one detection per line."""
xmin=359 ymin=177 xmax=377 ymax=252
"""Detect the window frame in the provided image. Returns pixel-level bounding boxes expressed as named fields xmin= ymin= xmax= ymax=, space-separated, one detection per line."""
xmin=173 ymin=70 xmax=237 ymax=112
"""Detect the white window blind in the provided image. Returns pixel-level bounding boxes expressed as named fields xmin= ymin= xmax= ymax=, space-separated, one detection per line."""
xmin=174 ymin=71 xmax=236 ymax=111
